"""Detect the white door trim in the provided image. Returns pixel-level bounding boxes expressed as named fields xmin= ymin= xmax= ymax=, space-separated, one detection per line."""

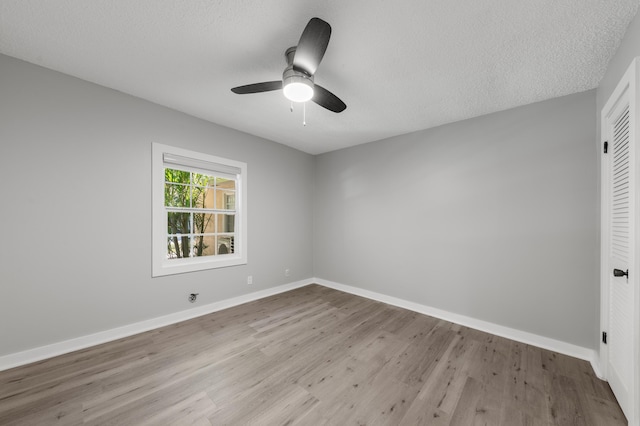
xmin=600 ymin=56 xmax=640 ymax=426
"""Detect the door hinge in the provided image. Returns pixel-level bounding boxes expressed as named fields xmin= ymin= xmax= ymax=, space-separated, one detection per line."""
xmin=604 ymin=141 xmax=608 ymax=154
xmin=602 ymin=331 xmax=607 ymax=344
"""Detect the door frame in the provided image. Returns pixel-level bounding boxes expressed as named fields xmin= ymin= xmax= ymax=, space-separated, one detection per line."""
xmin=600 ymin=56 xmax=640 ymax=425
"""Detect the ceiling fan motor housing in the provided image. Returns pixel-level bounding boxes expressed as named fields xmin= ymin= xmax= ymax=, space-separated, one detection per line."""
xmin=283 ymin=66 xmax=314 ymax=85
xmin=283 ymin=47 xmax=314 ymax=102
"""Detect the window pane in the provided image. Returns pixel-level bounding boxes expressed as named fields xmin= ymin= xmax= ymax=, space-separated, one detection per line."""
xmin=167 ymin=212 xmax=191 ymax=234
xmin=193 ymin=235 xmax=216 ymax=257
xmin=167 ymin=236 xmax=191 ymax=259
xmin=193 ymin=173 xmax=216 ymax=187
xmin=192 ymin=186 xmax=215 ymax=209
xmin=217 ymin=190 xmax=236 ymax=210
xmin=217 ymin=214 xmax=235 ymax=233
xmin=165 ymin=168 xmax=190 ymax=184
xmin=165 ymin=183 xmax=190 ymax=207
xmin=193 ymin=213 xmax=215 ymax=233
xmin=216 ymin=177 xmax=235 ymax=191
xmin=217 ymin=236 xmax=234 ymax=254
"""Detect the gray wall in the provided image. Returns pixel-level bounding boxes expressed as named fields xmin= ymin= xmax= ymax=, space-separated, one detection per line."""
xmin=0 ymin=54 xmax=315 ymax=357
xmin=314 ymin=90 xmax=598 ymax=348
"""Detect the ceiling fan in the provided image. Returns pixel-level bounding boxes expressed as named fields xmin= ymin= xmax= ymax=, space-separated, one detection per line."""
xmin=231 ymin=17 xmax=346 ymax=113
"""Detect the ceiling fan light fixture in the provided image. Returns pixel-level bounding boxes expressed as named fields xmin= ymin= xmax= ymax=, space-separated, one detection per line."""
xmin=283 ymin=75 xmax=314 ymax=103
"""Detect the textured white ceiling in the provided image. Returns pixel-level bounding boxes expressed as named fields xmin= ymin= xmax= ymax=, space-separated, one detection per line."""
xmin=1 ymin=0 xmax=638 ymax=154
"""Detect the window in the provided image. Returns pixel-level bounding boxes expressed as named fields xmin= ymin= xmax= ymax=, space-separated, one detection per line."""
xmin=152 ymin=143 xmax=247 ymax=276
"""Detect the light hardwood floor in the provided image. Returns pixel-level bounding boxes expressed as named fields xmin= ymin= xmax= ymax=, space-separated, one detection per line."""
xmin=0 ymin=284 xmax=626 ymax=425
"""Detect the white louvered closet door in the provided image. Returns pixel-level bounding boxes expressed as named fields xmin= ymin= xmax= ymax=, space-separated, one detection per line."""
xmin=602 ymin=57 xmax=639 ymax=425
xmin=608 ymin=103 xmax=634 ymax=419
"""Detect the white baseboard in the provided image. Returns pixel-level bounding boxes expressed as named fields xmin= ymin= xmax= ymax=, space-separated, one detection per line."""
xmin=0 ymin=277 xmax=603 ymax=379
xmin=0 ymin=279 xmax=313 ymax=372
xmin=590 ymin=352 xmax=604 ymax=379
xmin=314 ymin=278 xmax=602 ymax=377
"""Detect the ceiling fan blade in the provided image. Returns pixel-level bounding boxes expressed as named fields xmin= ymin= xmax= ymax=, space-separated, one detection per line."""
xmin=312 ymin=84 xmax=346 ymax=113
xmin=231 ymin=81 xmax=283 ymax=94
xmin=293 ymin=18 xmax=331 ymax=76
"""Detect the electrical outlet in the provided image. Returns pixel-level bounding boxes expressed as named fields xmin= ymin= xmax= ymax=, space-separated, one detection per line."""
xmin=247 ymin=275 xmax=253 ymax=285
xmin=285 ymin=268 xmax=290 ymax=277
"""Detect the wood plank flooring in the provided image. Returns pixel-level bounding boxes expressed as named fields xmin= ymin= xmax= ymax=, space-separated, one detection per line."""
xmin=0 ymin=284 xmax=627 ymax=425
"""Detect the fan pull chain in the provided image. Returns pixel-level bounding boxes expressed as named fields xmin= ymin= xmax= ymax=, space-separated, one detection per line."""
xmin=287 ymin=102 xmax=308 ymax=126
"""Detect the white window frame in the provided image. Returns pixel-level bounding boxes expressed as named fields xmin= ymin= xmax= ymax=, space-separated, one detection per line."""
xmin=152 ymin=143 xmax=247 ymax=277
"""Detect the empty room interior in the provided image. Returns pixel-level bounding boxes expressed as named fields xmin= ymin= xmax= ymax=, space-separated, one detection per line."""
xmin=2 ymin=1 xmax=640 ymax=425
